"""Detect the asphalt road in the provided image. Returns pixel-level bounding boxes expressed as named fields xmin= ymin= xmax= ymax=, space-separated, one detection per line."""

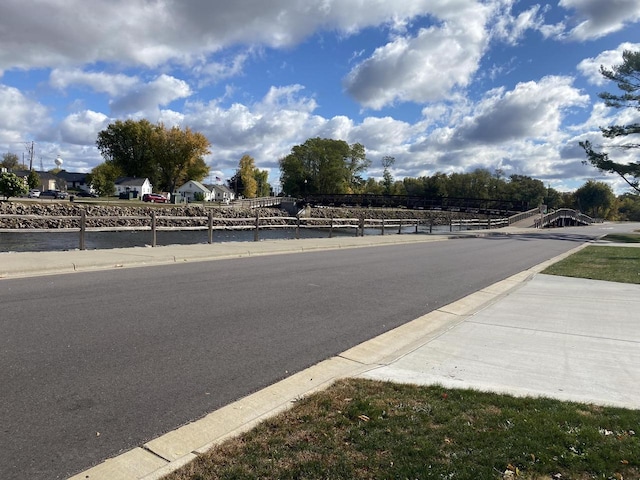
xmin=0 ymin=229 xmax=608 ymax=479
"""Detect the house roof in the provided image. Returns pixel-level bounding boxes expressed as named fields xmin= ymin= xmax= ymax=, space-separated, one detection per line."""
xmin=211 ymin=184 xmax=234 ymax=194
xmin=115 ymin=177 xmax=149 ymax=187
xmin=12 ymin=169 xmax=65 ymax=184
xmin=56 ymin=171 xmax=88 ymax=182
xmin=178 ymin=180 xmax=209 ymax=192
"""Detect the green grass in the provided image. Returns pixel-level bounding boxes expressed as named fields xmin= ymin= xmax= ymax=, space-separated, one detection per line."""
xmin=601 ymin=233 xmax=640 ymax=243
xmin=165 ymin=379 xmax=640 ymax=480
xmin=543 ymin=245 xmax=640 ymax=284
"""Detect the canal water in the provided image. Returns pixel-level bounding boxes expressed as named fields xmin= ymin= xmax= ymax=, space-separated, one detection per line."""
xmin=0 ymin=225 xmax=452 ymax=253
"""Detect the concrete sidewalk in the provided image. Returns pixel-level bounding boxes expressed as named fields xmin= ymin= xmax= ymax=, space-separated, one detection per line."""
xmin=2 ymin=229 xmax=638 ymax=479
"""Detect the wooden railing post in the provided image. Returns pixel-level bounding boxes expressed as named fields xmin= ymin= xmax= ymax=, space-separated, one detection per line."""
xmin=79 ymin=210 xmax=86 ymax=251
xmin=208 ymin=210 xmax=213 ymax=244
xmin=381 ymin=219 xmax=385 ymax=235
xmin=329 ymin=217 xmax=334 ymax=238
xmin=398 ymin=219 xmax=402 ymax=234
xmin=429 ymin=218 xmax=433 ymax=234
xmin=254 ymin=211 xmax=259 ymax=242
xmin=151 ymin=211 xmax=157 ymax=247
xmin=296 ymin=215 xmax=300 ymax=239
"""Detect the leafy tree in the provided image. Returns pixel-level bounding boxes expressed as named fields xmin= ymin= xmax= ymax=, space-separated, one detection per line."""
xmin=580 ymin=50 xmax=640 ymax=193
xmin=381 ymin=156 xmax=395 ymax=195
xmin=227 ymin=155 xmax=270 ymax=198
xmin=574 ymin=180 xmax=615 ymax=219
xmin=363 ymin=177 xmax=384 ymax=194
xmin=506 ymin=175 xmax=546 ymax=208
xmin=27 ymin=170 xmax=40 ymax=190
xmin=616 ymin=193 xmax=640 ymax=221
xmin=87 ymin=162 xmax=122 ymax=197
xmin=96 ymin=119 xmax=211 ymax=193
xmin=152 ymin=125 xmax=211 ymax=193
xmin=254 ymin=168 xmax=270 ymax=197
xmin=96 ymin=119 xmax=157 ymax=180
xmin=1 ymin=152 xmax=21 ymax=170
xmin=0 ymin=172 xmax=28 ymax=199
xmin=238 ymin=155 xmax=258 ymax=198
xmin=279 ymin=138 xmax=369 ymax=196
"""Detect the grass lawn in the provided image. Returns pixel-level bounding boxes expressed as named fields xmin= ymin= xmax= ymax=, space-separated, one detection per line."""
xmin=166 ymin=379 xmax=640 ymax=480
xmin=164 ymin=241 xmax=640 ymax=480
xmin=542 ymin=244 xmax=640 ymax=284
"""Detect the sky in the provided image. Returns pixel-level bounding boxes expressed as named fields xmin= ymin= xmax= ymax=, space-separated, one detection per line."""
xmin=1 ymin=0 xmax=640 ymax=194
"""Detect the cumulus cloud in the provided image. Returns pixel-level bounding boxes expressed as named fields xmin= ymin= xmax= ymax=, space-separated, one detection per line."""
xmin=109 ymin=74 xmax=192 ymax=117
xmin=453 ymin=76 xmax=589 ymax=146
xmin=559 ymin=0 xmax=640 ymax=40
xmin=344 ymin=19 xmax=488 ymax=109
xmin=0 ymin=0 xmax=463 ymax=71
xmin=0 ymin=84 xmax=49 ymax=143
xmin=59 ymin=110 xmax=110 ymax=145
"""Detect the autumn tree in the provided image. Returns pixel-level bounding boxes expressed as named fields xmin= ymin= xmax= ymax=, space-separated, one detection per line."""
xmin=152 ymin=125 xmax=210 ymax=193
xmin=279 ymin=138 xmax=369 ymax=196
xmin=96 ymin=119 xmax=211 ymax=192
xmin=580 ymin=50 xmax=640 ymax=193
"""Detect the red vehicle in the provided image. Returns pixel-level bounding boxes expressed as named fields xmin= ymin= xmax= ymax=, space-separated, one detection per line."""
xmin=142 ymin=193 xmax=168 ymax=203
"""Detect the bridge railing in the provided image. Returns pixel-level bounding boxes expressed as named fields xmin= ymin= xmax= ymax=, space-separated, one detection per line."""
xmin=508 ymin=208 xmax=542 ymax=226
xmin=534 ymin=209 xmax=596 ymax=228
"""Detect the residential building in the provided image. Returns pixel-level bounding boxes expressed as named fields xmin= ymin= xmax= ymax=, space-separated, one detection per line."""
xmin=177 ymin=180 xmax=213 ymax=202
xmin=115 ymin=177 xmax=152 ymax=199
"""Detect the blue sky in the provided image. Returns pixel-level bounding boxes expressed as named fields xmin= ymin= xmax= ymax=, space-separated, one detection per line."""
xmin=1 ymin=0 xmax=640 ymax=194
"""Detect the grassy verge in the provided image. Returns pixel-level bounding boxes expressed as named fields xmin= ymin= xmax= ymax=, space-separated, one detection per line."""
xmin=542 ymin=245 xmax=640 ymax=284
xmin=166 ymin=379 xmax=639 ymax=480
xmin=600 ymin=233 xmax=640 ymax=243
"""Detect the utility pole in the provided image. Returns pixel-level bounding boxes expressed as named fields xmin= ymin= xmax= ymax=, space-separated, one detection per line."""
xmin=25 ymin=141 xmax=35 ymax=170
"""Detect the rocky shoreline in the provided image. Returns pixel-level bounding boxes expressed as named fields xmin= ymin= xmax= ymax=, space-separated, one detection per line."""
xmin=0 ymin=201 xmax=480 ymax=230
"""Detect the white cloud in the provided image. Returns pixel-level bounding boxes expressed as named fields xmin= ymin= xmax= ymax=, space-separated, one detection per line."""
xmin=0 ymin=84 xmax=49 ymax=143
xmin=59 ymin=110 xmax=110 ymax=145
xmin=50 ymin=69 xmax=139 ymax=97
xmin=0 ymin=0 xmax=475 ymax=72
xmin=109 ymin=74 xmax=192 ymax=117
xmin=344 ymin=19 xmax=489 ymax=109
xmin=453 ymin=76 xmax=589 ymax=145
xmin=491 ymin=3 xmax=545 ymax=45
xmin=577 ymin=43 xmax=640 ymax=86
xmin=559 ymin=0 xmax=640 ymax=40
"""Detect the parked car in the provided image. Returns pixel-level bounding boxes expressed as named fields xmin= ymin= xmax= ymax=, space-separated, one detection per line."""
xmin=28 ymin=189 xmax=40 ymax=198
xmin=40 ymin=190 xmax=68 ymax=199
xmin=142 ymin=193 xmax=168 ymax=203
xmin=76 ymin=191 xmax=99 ymax=198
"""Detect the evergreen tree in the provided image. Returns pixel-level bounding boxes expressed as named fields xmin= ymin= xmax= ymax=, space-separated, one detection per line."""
xmin=580 ymin=50 xmax=640 ymax=193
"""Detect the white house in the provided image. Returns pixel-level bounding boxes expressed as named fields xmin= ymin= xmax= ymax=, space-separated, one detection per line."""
xmin=177 ymin=180 xmax=212 ymax=202
xmin=115 ymin=177 xmax=152 ymax=199
xmin=210 ymin=184 xmax=235 ymax=204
